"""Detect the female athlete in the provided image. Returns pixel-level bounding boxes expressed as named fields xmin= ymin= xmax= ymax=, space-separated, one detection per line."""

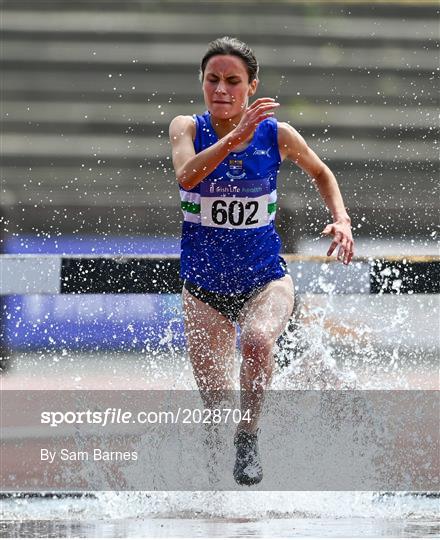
xmin=169 ymin=37 xmax=354 ymax=485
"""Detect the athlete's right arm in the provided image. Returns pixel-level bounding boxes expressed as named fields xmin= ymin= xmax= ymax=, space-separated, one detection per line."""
xmin=169 ymin=100 xmax=279 ymax=190
xmin=169 ymin=115 xmax=238 ymax=191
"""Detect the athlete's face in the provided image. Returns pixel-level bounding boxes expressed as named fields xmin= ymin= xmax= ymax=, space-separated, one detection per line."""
xmin=202 ymin=55 xmax=258 ymax=120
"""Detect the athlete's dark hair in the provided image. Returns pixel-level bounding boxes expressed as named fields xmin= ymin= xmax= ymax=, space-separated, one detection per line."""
xmin=200 ymin=36 xmax=259 ymax=83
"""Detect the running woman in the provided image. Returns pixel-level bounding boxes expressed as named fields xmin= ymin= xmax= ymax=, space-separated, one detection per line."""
xmin=169 ymin=37 xmax=354 ymax=486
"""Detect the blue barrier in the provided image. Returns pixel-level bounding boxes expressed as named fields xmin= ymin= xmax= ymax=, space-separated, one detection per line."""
xmin=3 ymin=236 xmax=439 ymax=352
xmin=4 ymin=235 xmax=184 ymax=351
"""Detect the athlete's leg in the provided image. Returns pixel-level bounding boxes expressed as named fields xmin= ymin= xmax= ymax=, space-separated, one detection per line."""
xmin=182 ymin=288 xmax=237 ymax=410
xmin=237 ymin=274 xmax=294 ymax=433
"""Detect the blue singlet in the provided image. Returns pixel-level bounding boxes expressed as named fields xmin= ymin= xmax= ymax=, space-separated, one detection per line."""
xmin=179 ymin=110 xmax=286 ymax=295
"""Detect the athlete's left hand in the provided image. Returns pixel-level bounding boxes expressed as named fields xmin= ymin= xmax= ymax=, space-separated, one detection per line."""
xmin=322 ymin=220 xmax=354 ymax=265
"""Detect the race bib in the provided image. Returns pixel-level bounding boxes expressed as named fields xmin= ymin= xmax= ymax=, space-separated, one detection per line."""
xmin=200 ymin=178 xmax=271 ymax=229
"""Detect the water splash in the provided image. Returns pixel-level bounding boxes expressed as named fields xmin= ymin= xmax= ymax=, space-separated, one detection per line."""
xmin=273 ymin=294 xmax=357 ymax=390
xmin=2 ymin=491 xmax=438 ymax=522
xmin=2 ymin=287 xmax=437 ymax=524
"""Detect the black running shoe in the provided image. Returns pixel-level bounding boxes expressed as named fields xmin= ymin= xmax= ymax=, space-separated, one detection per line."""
xmin=233 ymin=430 xmax=263 ymax=486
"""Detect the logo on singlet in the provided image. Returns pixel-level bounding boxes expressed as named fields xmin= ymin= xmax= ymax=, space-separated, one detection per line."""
xmin=229 ymin=159 xmax=243 ymax=171
xmin=227 ymin=158 xmax=246 ymax=180
xmin=253 ymin=147 xmax=271 ymax=157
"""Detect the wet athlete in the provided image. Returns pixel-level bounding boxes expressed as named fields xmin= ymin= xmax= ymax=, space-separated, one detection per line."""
xmin=169 ymin=37 xmax=354 ymax=486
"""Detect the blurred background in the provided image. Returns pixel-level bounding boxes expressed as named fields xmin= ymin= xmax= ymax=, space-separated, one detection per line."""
xmin=0 ymin=0 xmax=438 ymax=366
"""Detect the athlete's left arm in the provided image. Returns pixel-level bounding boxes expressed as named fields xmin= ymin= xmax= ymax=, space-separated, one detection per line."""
xmin=278 ymin=121 xmax=354 ymax=265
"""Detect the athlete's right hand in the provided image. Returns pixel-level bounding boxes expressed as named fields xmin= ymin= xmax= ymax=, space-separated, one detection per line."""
xmin=231 ymin=98 xmax=280 ymax=146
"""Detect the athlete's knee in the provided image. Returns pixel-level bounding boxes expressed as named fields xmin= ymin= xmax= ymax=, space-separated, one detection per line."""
xmin=241 ymin=329 xmax=274 ymax=361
